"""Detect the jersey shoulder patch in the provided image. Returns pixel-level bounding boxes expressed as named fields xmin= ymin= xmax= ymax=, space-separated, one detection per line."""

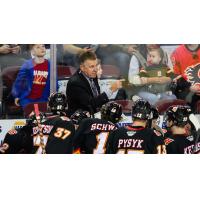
xmin=154 ymin=130 xmax=162 ymax=137
xmin=164 ymin=138 xmax=174 ymax=145
xmin=7 ymin=129 xmax=18 ymax=135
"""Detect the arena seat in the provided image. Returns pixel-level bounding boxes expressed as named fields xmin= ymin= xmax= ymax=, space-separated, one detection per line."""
xmin=57 ymin=65 xmax=76 ymax=79
xmin=101 ymin=64 xmax=121 ymax=79
xmin=23 ymin=102 xmax=48 ymax=118
xmin=2 ymin=66 xmax=21 ymax=92
xmin=1 ymin=66 xmax=22 ymax=117
xmin=115 ymin=100 xmax=133 ymax=114
xmin=155 ymin=99 xmax=188 ymax=114
xmin=195 ymin=100 xmax=200 ymax=114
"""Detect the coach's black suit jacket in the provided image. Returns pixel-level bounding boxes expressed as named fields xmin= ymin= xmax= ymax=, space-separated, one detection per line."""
xmin=66 ymin=69 xmax=109 ymax=116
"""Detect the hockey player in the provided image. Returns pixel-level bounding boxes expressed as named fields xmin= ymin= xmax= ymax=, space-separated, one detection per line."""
xmin=70 ymin=109 xmax=91 ymax=130
xmin=73 ymin=101 xmax=122 ymax=154
xmin=163 ymin=105 xmax=200 ymax=154
xmin=106 ymin=99 xmax=166 ymax=154
xmin=1 ymin=92 xmax=75 ymax=154
xmin=1 ymin=112 xmax=48 ymax=154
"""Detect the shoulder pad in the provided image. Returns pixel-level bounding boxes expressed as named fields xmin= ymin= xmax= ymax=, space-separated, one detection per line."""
xmin=7 ymin=129 xmax=18 ymax=135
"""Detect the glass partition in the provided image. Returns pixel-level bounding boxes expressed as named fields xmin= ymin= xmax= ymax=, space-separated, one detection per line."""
xmin=0 ymin=44 xmax=51 ymax=119
xmin=2 ymin=44 xmax=200 ymax=119
xmin=56 ymin=44 xmax=185 ymax=115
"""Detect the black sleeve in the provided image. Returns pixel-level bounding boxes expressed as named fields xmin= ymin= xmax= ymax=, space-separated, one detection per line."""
xmin=1 ymin=129 xmax=23 ymax=154
xmin=73 ymin=123 xmax=85 ymax=151
xmin=147 ymin=129 xmax=165 ymax=154
xmin=105 ymin=130 xmax=116 ymax=154
xmin=152 ymin=135 xmax=165 ymax=154
xmin=176 ymin=77 xmax=191 ymax=90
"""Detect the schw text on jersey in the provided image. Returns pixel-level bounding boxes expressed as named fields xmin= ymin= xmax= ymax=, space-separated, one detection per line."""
xmin=91 ymin=123 xmax=116 ymax=131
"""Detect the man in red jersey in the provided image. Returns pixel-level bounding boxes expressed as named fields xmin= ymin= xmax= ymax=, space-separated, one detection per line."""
xmin=171 ymin=44 xmax=200 ymax=109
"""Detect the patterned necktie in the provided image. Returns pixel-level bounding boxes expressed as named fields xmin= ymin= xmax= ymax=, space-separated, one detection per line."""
xmin=89 ymin=78 xmax=99 ymax=97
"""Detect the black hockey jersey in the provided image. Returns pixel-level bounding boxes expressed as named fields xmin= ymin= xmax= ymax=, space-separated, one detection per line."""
xmin=106 ymin=125 xmax=166 ymax=154
xmin=1 ymin=115 xmax=75 ymax=154
xmin=73 ymin=118 xmax=117 ymax=154
xmin=164 ymin=132 xmax=200 ymax=154
xmin=45 ymin=116 xmax=75 ymax=154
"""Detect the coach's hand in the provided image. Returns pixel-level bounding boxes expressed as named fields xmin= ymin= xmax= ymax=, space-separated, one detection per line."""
xmin=110 ymin=79 xmax=124 ymax=92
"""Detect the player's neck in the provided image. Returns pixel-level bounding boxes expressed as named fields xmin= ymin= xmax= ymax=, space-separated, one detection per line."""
xmin=132 ymin=120 xmax=146 ymax=127
xmin=171 ymin=126 xmax=187 ymax=135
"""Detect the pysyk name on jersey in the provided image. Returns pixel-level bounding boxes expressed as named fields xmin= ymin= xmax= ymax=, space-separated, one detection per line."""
xmin=118 ymin=139 xmax=144 ymax=149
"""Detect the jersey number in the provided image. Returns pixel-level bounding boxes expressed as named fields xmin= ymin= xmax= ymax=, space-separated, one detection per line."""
xmin=117 ymin=149 xmax=144 ymax=154
xmin=54 ymin=128 xmax=71 ymax=140
xmin=157 ymin=145 xmax=167 ymax=154
xmin=93 ymin=132 xmax=109 ymax=154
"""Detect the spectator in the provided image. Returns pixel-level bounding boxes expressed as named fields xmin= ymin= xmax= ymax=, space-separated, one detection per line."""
xmin=171 ymin=44 xmax=200 ymax=109
xmin=129 ymin=47 xmax=176 ymax=105
xmin=0 ymin=44 xmax=27 ymax=69
xmin=12 ymin=44 xmax=51 ymax=109
xmin=57 ymin=44 xmax=96 ymax=67
xmin=96 ymin=44 xmax=134 ymax=79
xmin=66 ymin=51 xmax=122 ymax=116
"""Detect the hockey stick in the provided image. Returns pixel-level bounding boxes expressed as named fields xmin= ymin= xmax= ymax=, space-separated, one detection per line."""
xmin=153 ymin=124 xmax=165 ymax=137
xmin=189 ymin=114 xmax=200 ymax=153
xmin=34 ymin=104 xmax=46 ymax=154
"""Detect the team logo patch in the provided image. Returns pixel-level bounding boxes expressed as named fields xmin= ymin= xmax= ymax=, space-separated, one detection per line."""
xmin=162 ymin=129 xmax=167 ymax=134
xmin=127 ymin=131 xmax=136 ymax=136
xmin=8 ymin=129 xmax=17 ymax=135
xmin=154 ymin=130 xmax=162 ymax=136
xmin=172 ymin=106 xmax=178 ymax=112
xmin=184 ymin=63 xmax=200 ymax=87
xmin=186 ymin=135 xmax=194 ymax=142
xmin=164 ymin=138 xmax=174 ymax=145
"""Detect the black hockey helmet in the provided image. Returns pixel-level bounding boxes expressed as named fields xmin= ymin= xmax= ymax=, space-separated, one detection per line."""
xmin=70 ymin=109 xmax=91 ymax=125
xmin=164 ymin=105 xmax=192 ymax=127
xmin=26 ymin=112 xmax=47 ymax=126
xmin=48 ymin=92 xmax=67 ymax=113
xmin=131 ymin=99 xmax=152 ymax=120
xmin=100 ymin=101 xmax=122 ymax=123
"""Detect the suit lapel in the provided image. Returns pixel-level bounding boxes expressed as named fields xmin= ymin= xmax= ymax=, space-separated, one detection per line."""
xmin=78 ymin=70 xmax=95 ymax=96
